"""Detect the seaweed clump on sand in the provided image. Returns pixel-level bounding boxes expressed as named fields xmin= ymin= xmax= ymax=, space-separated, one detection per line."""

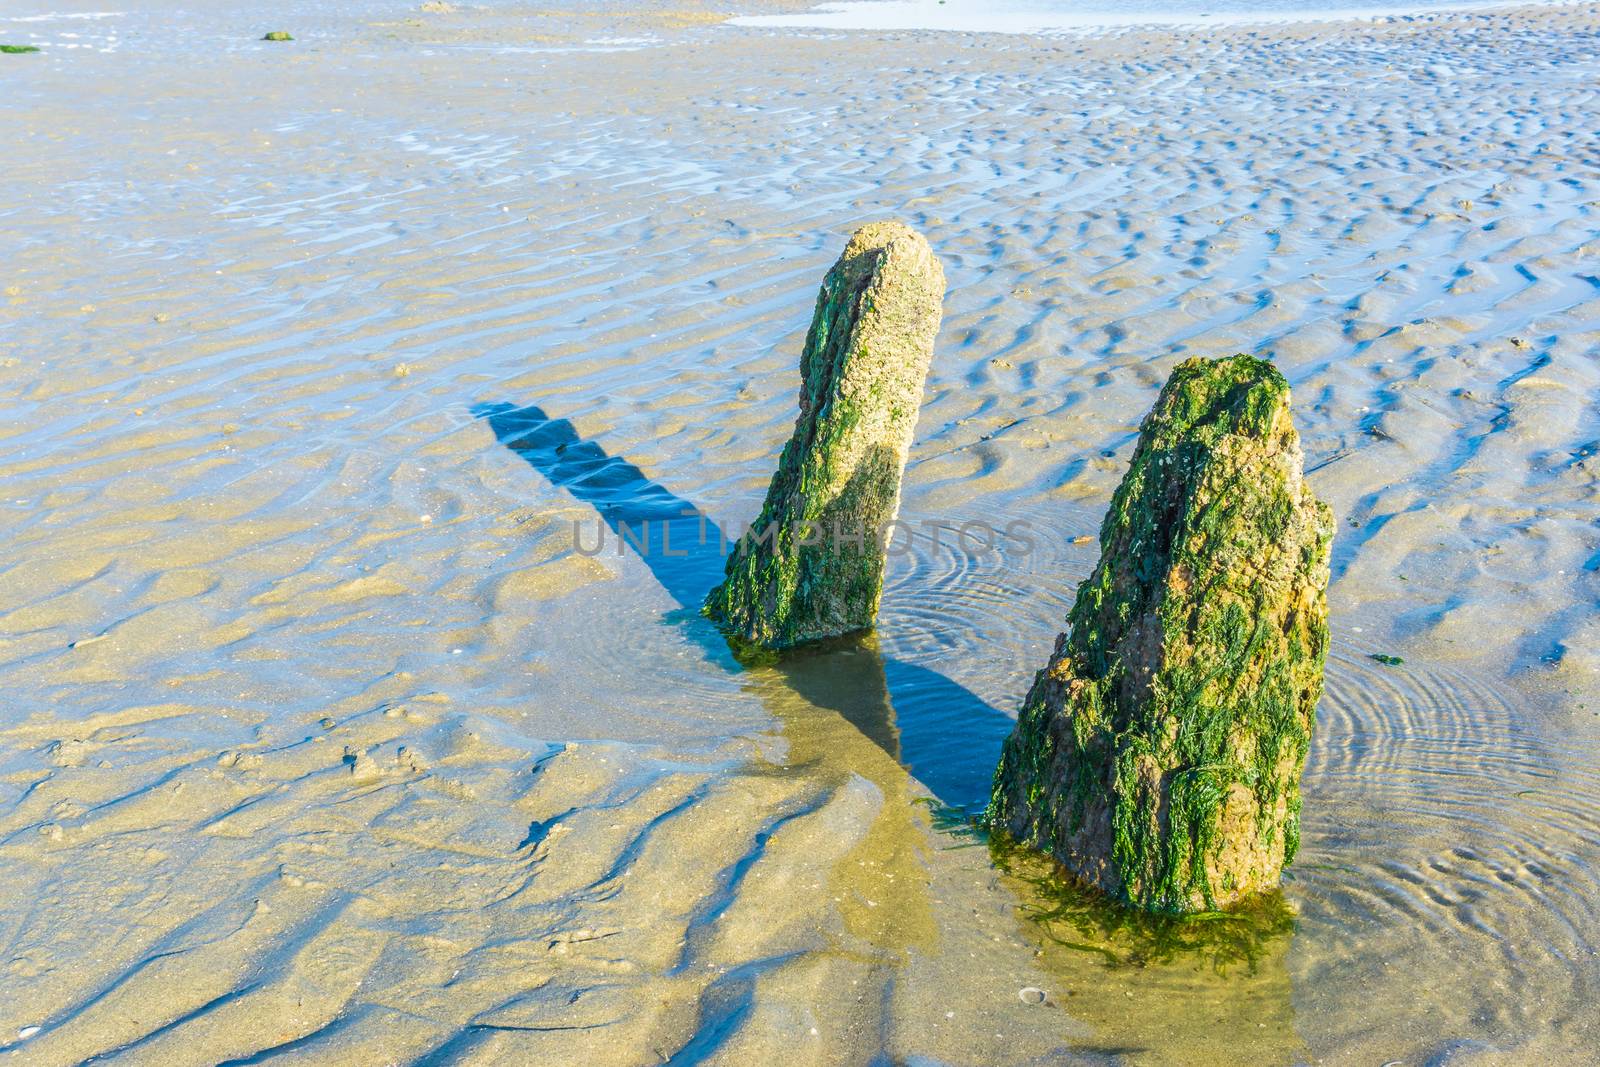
xmin=703 ymin=221 xmax=945 ymax=651
xmin=987 ymin=354 xmax=1334 ymax=914
xmin=262 ymin=31 xmax=294 ymax=42
xmin=1 ymin=44 xmax=42 ymax=53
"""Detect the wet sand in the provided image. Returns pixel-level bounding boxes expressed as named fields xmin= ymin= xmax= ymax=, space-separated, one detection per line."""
xmin=2 ymin=0 xmax=1598 ymax=1063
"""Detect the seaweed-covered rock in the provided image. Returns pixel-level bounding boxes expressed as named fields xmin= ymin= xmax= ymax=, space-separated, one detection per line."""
xmin=704 ymin=221 xmax=944 ymax=650
xmin=987 ymin=354 xmax=1333 ymax=913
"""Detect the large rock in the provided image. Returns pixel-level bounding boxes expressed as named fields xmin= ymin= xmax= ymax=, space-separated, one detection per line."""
xmin=704 ymin=221 xmax=944 ymax=650
xmin=987 ymin=354 xmax=1333 ymax=913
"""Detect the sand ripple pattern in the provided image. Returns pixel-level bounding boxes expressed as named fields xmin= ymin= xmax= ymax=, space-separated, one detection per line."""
xmin=1295 ymin=643 xmax=1600 ymax=1055
xmin=2 ymin=2 xmax=1598 ymax=1063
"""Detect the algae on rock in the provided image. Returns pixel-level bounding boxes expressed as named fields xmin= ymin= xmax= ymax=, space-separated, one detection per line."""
xmin=987 ymin=354 xmax=1334 ymax=914
xmin=704 ymin=221 xmax=944 ymax=650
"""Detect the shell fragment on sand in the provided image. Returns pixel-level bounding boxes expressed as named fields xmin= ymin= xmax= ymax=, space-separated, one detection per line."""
xmin=703 ymin=221 xmax=945 ymax=650
xmin=987 ymin=354 xmax=1334 ymax=914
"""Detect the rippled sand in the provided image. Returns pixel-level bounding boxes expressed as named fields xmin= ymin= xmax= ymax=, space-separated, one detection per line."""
xmin=3 ymin=1 xmax=1598 ymax=1063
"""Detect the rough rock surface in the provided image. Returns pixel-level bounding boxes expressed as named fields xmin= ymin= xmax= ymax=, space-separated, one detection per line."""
xmin=987 ymin=354 xmax=1334 ymax=913
xmin=704 ymin=221 xmax=944 ymax=650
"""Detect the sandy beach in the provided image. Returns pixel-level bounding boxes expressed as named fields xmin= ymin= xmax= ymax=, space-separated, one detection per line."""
xmin=2 ymin=0 xmax=1598 ymax=1062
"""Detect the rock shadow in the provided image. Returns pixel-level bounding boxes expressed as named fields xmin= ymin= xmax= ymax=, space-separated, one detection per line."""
xmin=475 ymin=399 xmax=1014 ymax=811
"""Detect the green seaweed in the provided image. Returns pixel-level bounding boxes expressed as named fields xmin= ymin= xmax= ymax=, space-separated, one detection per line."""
xmin=703 ymin=222 xmax=943 ymax=650
xmin=1 ymin=44 xmax=42 ymax=53
xmin=262 ymin=31 xmax=294 ymax=41
xmin=987 ymin=354 xmax=1334 ymax=914
xmin=990 ymin=830 xmax=1296 ymax=974
xmin=1370 ymin=653 xmax=1404 ymax=666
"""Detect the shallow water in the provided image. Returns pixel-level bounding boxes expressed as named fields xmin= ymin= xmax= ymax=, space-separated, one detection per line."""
xmin=732 ymin=0 xmax=1567 ymax=32
xmin=3 ymin=1 xmax=1599 ymax=1063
